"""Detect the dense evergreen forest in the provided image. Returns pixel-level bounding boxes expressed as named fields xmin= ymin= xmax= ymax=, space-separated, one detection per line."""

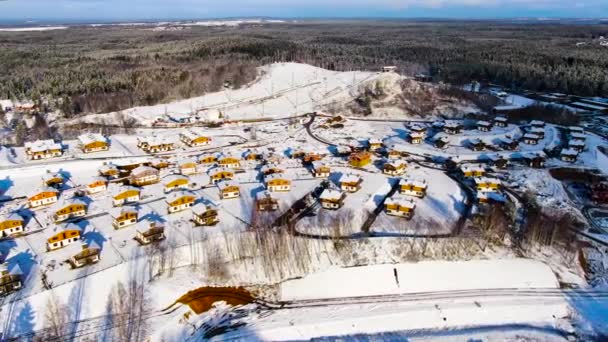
xmin=0 ymin=20 xmax=607 ymax=114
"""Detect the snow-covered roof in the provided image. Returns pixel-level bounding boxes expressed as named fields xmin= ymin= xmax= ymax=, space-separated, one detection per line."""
xmin=494 ymin=116 xmax=508 ymax=122
xmin=110 ymin=185 xmax=140 ymax=197
xmin=477 ymin=192 xmax=506 ymax=202
xmin=42 ymin=172 xmax=63 ymax=182
xmin=256 ymin=190 xmax=276 ymax=201
xmin=409 ymin=124 xmax=426 ymax=131
xmin=501 ymin=137 xmax=515 ymax=144
xmin=523 ymin=151 xmax=546 ymax=159
xmin=319 ymin=189 xmax=344 ymax=201
xmin=385 ymin=159 xmax=407 ymax=168
xmin=460 ymin=164 xmax=485 ymax=173
xmin=136 ymin=219 xmax=164 ymax=232
xmin=530 ymin=120 xmax=545 ymax=126
xmin=86 ymin=176 xmax=107 ymax=185
xmin=180 ymin=128 xmax=207 ymax=140
xmin=0 ymin=212 xmax=24 ymax=223
xmin=568 ymin=126 xmax=584 ymax=133
xmin=444 ymin=121 xmax=463 ymax=128
xmin=260 ymin=163 xmax=284 ymax=173
xmin=385 ymin=196 xmax=416 ymax=209
xmin=54 ymin=197 xmax=86 ymax=209
xmin=217 ymin=180 xmax=239 ymax=191
xmin=568 ymin=140 xmax=585 ymax=147
xmin=523 ymin=133 xmax=541 ymax=140
xmin=178 ymin=158 xmax=197 ymax=166
xmin=477 ymin=120 xmax=492 ymax=127
xmin=469 ymin=138 xmax=484 ymax=145
xmin=166 ymin=190 xmax=196 ymax=203
xmin=410 ymin=132 xmax=425 ymax=139
xmin=388 ymin=143 xmax=409 ymax=152
xmin=399 ymin=178 xmax=427 ymax=188
xmin=78 ymin=133 xmax=106 ymax=146
xmin=368 ymin=138 xmax=383 ymax=144
xmin=570 ymin=132 xmax=587 ymax=140
xmin=192 ymin=203 xmax=217 ymax=215
xmin=131 ymin=165 xmax=158 ymax=176
xmin=28 ymin=186 xmax=59 ymax=198
xmin=139 ymin=135 xmax=174 ymax=146
xmin=99 ymin=164 xmax=118 ymax=173
xmin=208 ymin=167 xmax=232 ymax=176
xmin=529 ymin=127 xmax=544 ymax=134
xmin=339 ymin=174 xmax=361 ymax=184
xmin=561 ymin=148 xmax=579 ymax=157
xmin=162 ymin=174 xmax=189 ymax=185
xmin=311 ymin=161 xmax=329 ymax=169
xmin=265 ymin=173 xmax=290 ymax=182
xmin=474 ymin=177 xmax=502 ymax=185
xmin=25 ymin=139 xmax=62 ymax=152
xmin=109 ymin=206 xmax=137 ymax=219
xmin=433 ymin=134 xmax=450 ymax=143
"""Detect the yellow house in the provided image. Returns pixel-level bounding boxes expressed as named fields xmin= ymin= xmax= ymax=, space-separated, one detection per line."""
xmin=460 ymin=165 xmax=485 ymax=178
xmin=99 ymin=164 xmax=119 ymax=179
xmin=135 ymin=220 xmax=166 ymax=245
xmin=0 ymin=213 xmax=25 ymax=238
xmin=46 ymin=224 xmax=81 ymax=251
xmin=192 ymin=203 xmax=220 ymax=226
xmin=150 ymin=158 xmax=170 ymax=170
xmin=178 ymin=159 xmax=198 ymax=175
xmin=265 ymin=174 xmax=291 ymax=192
xmin=198 ymin=153 xmax=218 ymax=165
xmin=110 ymin=206 xmax=138 ymax=229
xmin=217 ymin=154 xmax=241 ymax=168
xmin=260 ymin=164 xmax=285 ymax=176
xmin=349 ymin=152 xmax=372 ymax=168
xmin=86 ymin=177 xmax=108 ymax=195
xmin=129 ymin=166 xmax=160 ymax=186
xmin=28 ymin=187 xmax=59 ymax=208
xmin=217 ymin=180 xmax=240 ymax=199
xmin=162 ymin=175 xmax=190 ymax=192
xmin=166 ymin=190 xmax=197 ymax=213
xmin=319 ymin=189 xmax=345 ymax=210
xmin=399 ymin=178 xmax=427 ymax=197
xmin=311 ymin=161 xmax=331 ymax=178
xmin=383 ymin=159 xmax=407 ymax=176
xmin=386 ymin=144 xmax=409 ymax=159
xmin=111 ymin=185 xmax=141 ymax=206
xmin=78 ymin=133 xmax=109 ymax=153
xmin=339 ymin=174 xmax=362 ymax=193
xmin=474 ymin=177 xmax=501 ymax=193
xmin=53 ymin=198 xmax=87 ymax=222
xmin=243 ymin=149 xmax=261 ymax=161
xmin=180 ymin=129 xmax=212 ymax=147
xmin=137 ymin=136 xmax=175 ymax=153
xmin=367 ymin=138 xmax=383 ymax=151
xmin=25 ymin=139 xmax=64 ymax=160
xmin=209 ymin=167 xmax=234 ymax=184
xmin=42 ymin=172 xmax=64 ymax=188
xmin=385 ymin=196 xmax=416 ymax=219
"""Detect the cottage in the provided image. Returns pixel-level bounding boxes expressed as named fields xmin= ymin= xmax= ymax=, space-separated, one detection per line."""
xmin=53 ymin=198 xmax=87 ymax=222
xmin=349 ymin=151 xmax=372 ymax=168
xmin=46 ymin=224 xmax=81 ymax=251
xmin=137 ymin=136 xmax=175 ymax=153
xmin=135 ymin=220 xmax=166 ymax=245
xmin=110 ymin=206 xmax=138 ymax=229
xmin=487 ymin=155 xmax=509 ymax=169
xmin=166 ymin=190 xmax=197 ymax=213
xmin=569 ymin=126 xmax=584 ymax=134
xmin=381 ymin=66 xmax=397 ymax=73
xmin=477 ymin=120 xmax=493 ymax=132
xmin=68 ymin=242 xmax=101 ymax=268
xmin=256 ymin=190 xmax=279 ymax=212
xmin=198 ymin=152 xmax=218 ymax=165
xmin=0 ymin=213 xmax=25 ymax=238
xmin=474 ymin=177 xmax=501 ymax=193
xmin=260 ymin=163 xmax=285 ymax=176
xmin=28 ymin=187 xmax=59 ymax=208
xmin=217 ymin=180 xmax=240 ymax=199
xmin=434 ymin=135 xmax=450 ymax=149
xmin=386 ymin=144 xmax=409 ymax=159
xmin=522 ymin=133 xmax=541 ymax=145
xmin=319 ymin=189 xmax=345 ymax=210
xmin=110 ymin=185 xmax=141 ymax=206
xmin=289 ymin=149 xmax=306 ymax=159
xmin=409 ymin=132 xmax=424 ymax=144
xmin=477 ymin=192 xmax=507 ymax=205
xmin=209 ymin=167 xmax=234 ymax=184
xmin=501 ymin=138 xmax=519 ymax=150
xmin=42 ymin=172 xmax=64 ymax=188
xmin=303 ymin=150 xmax=326 ymax=164
xmin=530 ymin=120 xmax=545 ymax=128
xmin=443 ymin=121 xmax=463 ymax=135
xmin=261 ymin=151 xmax=284 ymax=164
xmin=529 ymin=127 xmax=545 ymax=139
xmin=150 ymin=158 xmax=170 ymax=170
xmin=192 ymin=203 xmax=219 ymax=226
xmin=335 ymin=145 xmax=352 ymax=157
xmin=385 ymin=196 xmax=416 ymax=219
xmin=570 ymin=132 xmax=587 ymax=142
xmin=560 ymin=148 xmax=579 ymax=163
xmin=399 ymin=178 xmax=427 ymax=198
xmin=217 ymin=154 xmax=241 ymax=169
xmin=178 ymin=159 xmax=198 ymax=175
xmin=162 ymin=175 xmax=190 ymax=192
xmin=311 ymin=161 xmax=331 ymax=178
xmin=383 ymin=159 xmax=407 ymax=176
xmin=569 ymin=139 xmax=585 ymax=153
xmin=179 ymin=129 xmax=211 ymax=147
xmin=129 ymin=166 xmax=160 ymax=186
xmin=24 ymin=139 xmax=63 ymax=160
xmin=461 ymin=164 xmax=486 ymax=178
xmin=78 ymin=133 xmax=109 ymax=153
xmin=0 ymin=263 xmax=22 ymax=296
xmin=367 ymin=138 xmax=383 ymax=151
xmin=265 ymin=174 xmax=291 ymax=192
xmin=114 ymin=159 xmax=151 ymax=174
xmin=243 ymin=149 xmax=261 ymax=161
xmin=494 ymin=116 xmax=508 ymax=127
xmin=409 ymin=124 xmax=427 ymax=136
xmin=469 ymin=138 xmax=485 ymax=151
xmin=523 ymin=153 xmax=545 ymax=168
xmin=99 ymin=164 xmax=119 ymax=179
xmin=340 ymin=174 xmax=362 ymax=193
xmin=82 ymin=177 xmax=106 ymax=195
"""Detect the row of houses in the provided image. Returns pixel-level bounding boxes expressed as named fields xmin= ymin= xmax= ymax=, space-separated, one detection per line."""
xmin=25 ymin=134 xmax=110 ymax=161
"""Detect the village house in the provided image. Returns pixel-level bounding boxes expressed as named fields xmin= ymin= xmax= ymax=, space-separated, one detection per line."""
xmin=340 ymin=174 xmax=363 ymax=193
xmin=46 ymin=224 xmax=81 ymax=251
xmin=209 ymin=167 xmax=234 ymax=184
xmin=265 ymin=174 xmax=291 ymax=192
xmin=0 ymin=263 xmax=23 ymax=296
xmin=114 ymin=159 xmax=152 ymax=175
xmin=192 ymin=203 xmax=220 ymax=226
xmin=522 ymin=133 xmax=541 ymax=145
xmin=494 ymin=116 xmax=508 ymax=127
xmin=474 ymin=177 xmax=502 ymax=193
xmin=385 ymin=196 xmax=416 ymax=219
xmin=110 ymin=185 xmax=141 ymax=206
xmin=487 ymin=155 xmax=509 ymax=169
xmin=334 ymin=145 xmax=352 ymax=157
xmin=162 ymin=174 xmax=190 ymax=192
xmin=110 ymin=206 xmax=138 ymax=229
xmin=349 ymin=151 xmax=372 ymax=168
xmin=461 ymin=164 xmax=486 ymax=178
xmin=256 ymin=190 xmax=279 ymax=212
xmin=260 ymin=163 xmax=285 ymax=176
xmin=135 ymin=220 xmax=166 ymax=245
xmin=137 ymin=136 xmax=175 ymax=153
xmin=0 ymin=213 xmax=25 ymax=238
xmin=523 ymin=153 xmax=546 ymax=168
xmin=68 ymin=242 xmax=101 ymax=269
xmin=53 ymin=198 xmax=87 ymax=222
xmin=178 ymin=159 xmax=198 ymax=175
xmin=261 ymin=151 xmax=284 ymax=165
xmin=443 ymin=121 xmax=463 ymax=135
xmin=570 ymin=132 xmax=587 ymax=143
xmin=560 ymin=148 xmax=579 ymax=163
xmin=530 ymin=120 xmax=545 ymax=128
xmin=477 ymin=192 xmax=507 ymax=205
xmin=469 ymin=138 xmax=485 ymax=151
xmin=42 ymin=172 xmax=64 ymax=188
xmin=190 ymin=174 xmax=210 ymax=189
xmin=166 ymin=190 xmax=197 ymax=214
xmin=150 ymin=158 xmax=170 ymax=170
xmin=348 ymin=141 xmax=367 ymax=152
xmin=311 ymin=161 xmax=331 ymax=178
xmin=569 ymin=139 xmax=585 ymax=153
xmin=434 ymin=135 xmax=450 ymax=149
xmin=198 ymin=152 xmax=219 ymax=165
xmin=367 ymin=138 xmax=383 ymax=151
xmin=383 ymin=159 xmax=407 ymax=176
xmin=289 ymin=148 xmax=306 ymax=159
xmin=399 ymin=178 xmax=428 ymax=198
xmin=28 ymin=187 xmax=59 ymax=208
xmin=477 ymin=120 xmax=493 ymax=132
xmin=129 ymin=165 xmax=160 ymax=186
xmin=78 ymin=133 xmax=109 ymax=153
xmin=217 ymin=153 xmax=241 ymax=169
xmin=85 ymin=177 xmax=108 ymax=195
xmin=99 ymin=164 xmax=119 ymax=179
xmin=529 ymin=127 xmax=545 ymax=139
xmin=501 ymin=137 xmax=519 ymax=150
xmin=381 ymin=66 xmax=397 ymax=73
xmin=386 ymin=144 xmax=409 ymax=159
xmin=569 ymin=126 xmax=585 ymax=134
xmin=303 ymin=150 xmax=326 ymax=164
xmin=319 ymin=189 xmax=345 ymax=210
xmin=243 ymin=149 xmax=261 ymax=161
xmin=409 ymin=124 xmax=427 ymax=136
xmin=24 ymin=139 xmax=64 ymax=160
xmin=179 ymin=129 xmax=211 ymax=147
xmin=217 ymin=180 xmax=240 ymax=199
xmin=409 ymin=132 xmax=424 ymax=144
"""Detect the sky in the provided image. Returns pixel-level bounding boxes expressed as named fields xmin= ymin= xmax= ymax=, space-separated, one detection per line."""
xmin=0 ymin=0 xmax=607 ymax=22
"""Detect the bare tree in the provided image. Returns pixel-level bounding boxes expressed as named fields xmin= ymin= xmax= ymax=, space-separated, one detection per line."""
xmin=41 ymin=291 xmax=70 ymax=341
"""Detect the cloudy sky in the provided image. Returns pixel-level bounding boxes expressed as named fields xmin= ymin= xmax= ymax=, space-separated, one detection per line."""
xmin=0 ymin=0 xmax=606 ymax=21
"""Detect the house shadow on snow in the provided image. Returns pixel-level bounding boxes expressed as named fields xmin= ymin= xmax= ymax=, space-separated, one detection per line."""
xmin=0 ymin=176 xmax=14 ymax=197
